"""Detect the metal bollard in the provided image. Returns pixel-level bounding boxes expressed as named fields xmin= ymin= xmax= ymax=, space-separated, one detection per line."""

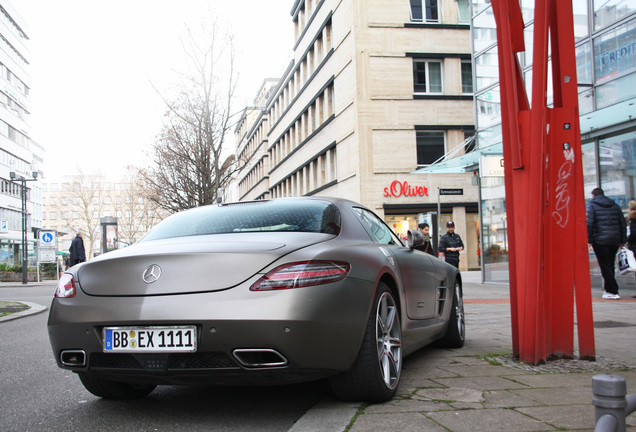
xmin=593 ymin=374 xmax=627 ymax=432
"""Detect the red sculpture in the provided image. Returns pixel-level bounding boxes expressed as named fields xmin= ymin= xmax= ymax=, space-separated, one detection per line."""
xmin=491 ymin=0 xmax=595 ymax=364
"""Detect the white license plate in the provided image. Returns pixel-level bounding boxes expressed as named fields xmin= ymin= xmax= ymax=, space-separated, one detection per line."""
xmin=103 ymin=326 xmax=197 ymax=353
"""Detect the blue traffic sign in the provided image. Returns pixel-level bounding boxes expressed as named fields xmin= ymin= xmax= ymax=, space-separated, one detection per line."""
xmin=42 ymin=232 xmax=53 ymax=243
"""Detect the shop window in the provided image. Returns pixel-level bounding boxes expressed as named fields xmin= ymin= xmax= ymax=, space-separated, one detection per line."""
xmin=413 ymin=60 xmax=443 ymax=93
xmin=582 ymin=141 xmax=598 ymax=199
xmin=409 ymin=0 xmax=439 ymax=23
xmin=417 ymin=131 xmax=445 ymax=165
xmin=593 ymin=20 xmax=636 ymax=85
xmin=576 ymin=42 xmax=593 ymax=85
xmin=595 ymin=71 xmax=636 ymax=109
xmin=598 ymin=130 xmax=636 ymax=209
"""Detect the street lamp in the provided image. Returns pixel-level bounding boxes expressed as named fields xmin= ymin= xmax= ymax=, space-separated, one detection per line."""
xmin=9 ymin=169 xmax=38 ymax=285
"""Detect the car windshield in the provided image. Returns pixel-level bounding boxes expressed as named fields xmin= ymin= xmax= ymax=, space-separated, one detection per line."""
xmin=140 ymin=200 xmax=342 ymax=242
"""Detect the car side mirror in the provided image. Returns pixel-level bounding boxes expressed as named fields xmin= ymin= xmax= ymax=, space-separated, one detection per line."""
xmin=407 ymin=229 xmax=424 ymax=250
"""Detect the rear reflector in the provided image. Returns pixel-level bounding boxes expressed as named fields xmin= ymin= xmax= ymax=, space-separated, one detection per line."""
xmin=250 ymin=261 xmax=350 ymax=291
xmin=55 ymin=273 xmax=77 ymax=298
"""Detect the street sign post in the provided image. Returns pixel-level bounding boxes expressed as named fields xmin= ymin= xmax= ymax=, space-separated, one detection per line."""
xmin=439 ymin=188 xmax=464 ymax=196
xmin=37 ymin=229 xmax=58 ymax=282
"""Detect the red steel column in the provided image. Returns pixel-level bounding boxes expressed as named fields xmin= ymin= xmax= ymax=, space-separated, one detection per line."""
xmin=491 ymin=0 xmax=595 ymax=364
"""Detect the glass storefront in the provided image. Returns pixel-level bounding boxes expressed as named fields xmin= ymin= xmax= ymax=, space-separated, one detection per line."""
xmin=470 ymin=2 xmax=636 ymax=282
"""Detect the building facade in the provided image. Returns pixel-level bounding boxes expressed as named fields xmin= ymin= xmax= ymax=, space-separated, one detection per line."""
xmin=0 ymin=1 xmax=43 ymax=267
xmin=469 ymin=0 xmax=636 ymax=282
xmin=232 ymin=0 xmax=479 ymax=270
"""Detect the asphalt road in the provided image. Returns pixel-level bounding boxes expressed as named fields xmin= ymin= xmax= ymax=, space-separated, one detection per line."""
xmin=0 ymin=285 xmax=330 ymax=432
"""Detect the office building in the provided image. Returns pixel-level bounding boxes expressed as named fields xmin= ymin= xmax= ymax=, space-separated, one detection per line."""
xmin=0 ymin=1 xmax=42 ymax=268
xmin=233 ymin=0 xmax=478 ymax=270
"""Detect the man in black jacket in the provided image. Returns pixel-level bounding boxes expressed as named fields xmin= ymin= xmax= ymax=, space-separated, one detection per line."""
xmin=69 ymin=232 xmax=86 ymax=267
xmin=439 ymin=221 xmax=464 ymax=268
xmin=587 ymin=188 xmax=626 ymax=300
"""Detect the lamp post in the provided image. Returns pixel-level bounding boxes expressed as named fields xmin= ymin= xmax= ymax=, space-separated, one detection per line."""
xmin=9 ymin=170 xmax=38 ymax=285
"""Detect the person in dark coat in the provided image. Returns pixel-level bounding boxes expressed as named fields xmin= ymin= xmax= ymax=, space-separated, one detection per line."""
xmin=69 ymin=232 xmax=86 ymax=267
xmin=439 ymin=221 xmax=464 ymax=268
xmin=586 ymin=188 xmax=626 ymax=300
xmin=414 ymin=223 xmax=436 ymax=256
xmin=627 ymin=200 xmax=636 ymax=254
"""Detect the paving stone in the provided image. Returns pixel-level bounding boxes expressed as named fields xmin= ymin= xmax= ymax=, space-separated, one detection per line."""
xmin=518 ymin=404 xmax=593 ymax=430
xmin=426 ymin=408 xmax=555 ymax=431
xmin=431 ymin=375 xmax=531 ymax=391
xmin=363 ymin=399 xmax=451 ymax=414
xmin=510 ymin=386 xmax=593 ymax=405
xmin=439 ymin=363 xmax=525 ymax=377
xmin=510 ymin=372 xmax=596 ymax=389
xmin=415 ymin=387 xmax=484 ymax=403
xmin=348 ymin=412 xmax=447 ymax=432
xmin=483 ymin=389 xmax=543 ymax=409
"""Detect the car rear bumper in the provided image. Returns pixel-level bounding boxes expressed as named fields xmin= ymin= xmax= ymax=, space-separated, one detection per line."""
xmin=48 ymin=278 xmax=375 ymax=385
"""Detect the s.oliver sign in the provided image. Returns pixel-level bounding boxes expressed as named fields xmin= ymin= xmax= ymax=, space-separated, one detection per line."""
xmin=383 ymin=180 xmax=429 ymax=198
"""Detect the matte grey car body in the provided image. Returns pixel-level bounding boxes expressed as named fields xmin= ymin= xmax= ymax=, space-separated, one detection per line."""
xmin=48 ymin=197 xmax=464 ymax=402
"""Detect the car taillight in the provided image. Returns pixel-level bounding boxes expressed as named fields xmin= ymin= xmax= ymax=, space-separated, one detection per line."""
xmin=250 ymin=261 xmax=350 ymax=291
xmin=55 ymin=273 xmax=77 ymax=298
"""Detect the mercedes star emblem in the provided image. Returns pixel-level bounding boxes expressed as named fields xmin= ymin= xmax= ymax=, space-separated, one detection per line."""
xmin=142 ymin=264 xmax=162 ymax=284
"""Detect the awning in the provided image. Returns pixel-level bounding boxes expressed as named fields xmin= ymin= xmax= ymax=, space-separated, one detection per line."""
xmin=413 ymin=143 xmax=503 ymax=174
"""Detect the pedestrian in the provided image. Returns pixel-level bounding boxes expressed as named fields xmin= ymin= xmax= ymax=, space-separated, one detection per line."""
xmin=586 ymin=188 xmax=626 ymax=300
xmin=626 ymin=201 xmax=636 ymax=280
xmin=439 ymin=221 xmax=464 ymax=268
xmin=69 ymin=232 xmax=86 ymax=267
xmin=414 ymin=222 xmax=436 ymax=256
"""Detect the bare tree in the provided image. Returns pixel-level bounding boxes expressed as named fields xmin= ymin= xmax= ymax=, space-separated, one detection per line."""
xmin=116 ymin=167 xmax=168 ymax=245
xmin=141 ymin=19 xmax=242 ymax=213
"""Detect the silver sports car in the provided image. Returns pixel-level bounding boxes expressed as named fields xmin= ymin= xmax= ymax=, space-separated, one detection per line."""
xmin=48 ymin=197 xmax=464 ymax=402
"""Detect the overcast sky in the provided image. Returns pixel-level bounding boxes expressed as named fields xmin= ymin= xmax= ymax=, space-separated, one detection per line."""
xmin=17 ymin=0 xmax=294 ymax=181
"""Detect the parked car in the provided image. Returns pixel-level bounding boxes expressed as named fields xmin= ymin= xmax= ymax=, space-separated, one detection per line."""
xmin=48 ymin=197 xmax=464 ymax=402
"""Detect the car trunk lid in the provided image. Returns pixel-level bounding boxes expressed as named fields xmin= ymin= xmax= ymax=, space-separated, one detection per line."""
xmin=77 ymin=233 xmax=332 ymax=296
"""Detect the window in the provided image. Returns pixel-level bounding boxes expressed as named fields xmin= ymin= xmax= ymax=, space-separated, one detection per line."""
xmin=594 ymin=0 xmax=636 ymax=31
xmin=413 ymin=60 xmax=443 ymax=93
xmin=464 ymin=131 xmax=476 ymax=153
xmin=416 ymin=131 xmax=445 ymax=165
xmin=140 ymin=200 xmax=342 ymax=241
xmin=410 ymin=0 xmax=439 ymax=23
xmin=457 ymin=0 xmax=470 ymax=23
xmin=352 ymin=207 xmax=402 ymax=246
xmin=461 ymin=61 xmax=473 ymax=93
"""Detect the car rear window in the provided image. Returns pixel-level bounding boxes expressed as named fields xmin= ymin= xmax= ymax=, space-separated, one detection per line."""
xmin=140 ymin=200 xmax=341 ymax=241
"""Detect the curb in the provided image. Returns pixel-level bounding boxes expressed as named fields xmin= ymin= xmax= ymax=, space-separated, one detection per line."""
xmin=0 ymin=301 xmax=47 ymax=323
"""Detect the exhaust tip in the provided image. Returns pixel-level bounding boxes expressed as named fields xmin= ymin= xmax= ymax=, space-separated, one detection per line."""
xmin=233 ymin=349 xmax=288 ymax=368
xmin=60 ymin=350 xmax=86 ymax=367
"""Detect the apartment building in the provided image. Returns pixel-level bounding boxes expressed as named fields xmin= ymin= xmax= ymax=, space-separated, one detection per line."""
xmin=233 ymin=0 xmax=478 ymax=270
xmin=0 ymin=1 xmax=43 ymax=267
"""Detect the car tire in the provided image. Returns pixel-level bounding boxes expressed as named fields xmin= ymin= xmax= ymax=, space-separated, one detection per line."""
xmin=436 ymin=279 xmax=465 ymax=348
xmin=328 ymin=282 xmax=402 ymax=402
xmin=78 ymin=373 xmax=156 ymax=399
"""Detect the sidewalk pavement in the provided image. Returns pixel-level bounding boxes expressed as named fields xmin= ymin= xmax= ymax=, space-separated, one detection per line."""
xmin=290 ymin=271 xmax=636 ymax=432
